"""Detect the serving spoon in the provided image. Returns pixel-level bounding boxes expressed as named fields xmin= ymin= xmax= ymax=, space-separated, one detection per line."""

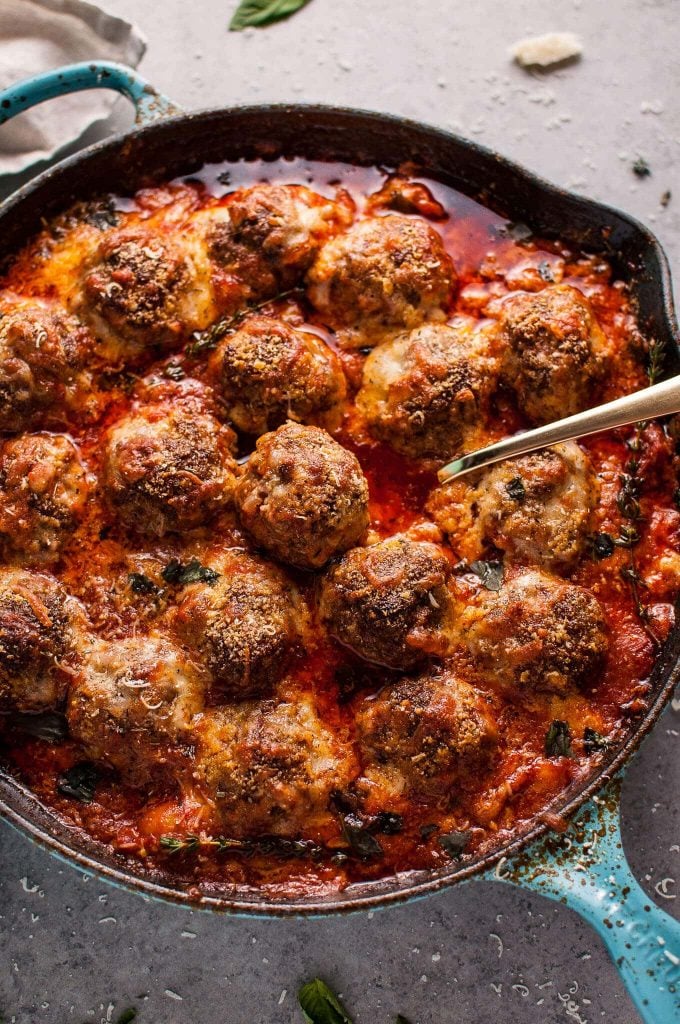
xmin=438 ymin=374 xmax=680 ymax=483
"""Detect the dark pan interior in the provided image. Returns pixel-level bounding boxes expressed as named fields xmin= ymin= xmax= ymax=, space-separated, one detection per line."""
xmin=0 ymin=105 xmax=678 ymax=915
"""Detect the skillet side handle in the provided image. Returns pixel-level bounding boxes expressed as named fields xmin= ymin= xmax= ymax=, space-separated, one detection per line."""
xmin=0 ymin=61 xmax=181 ymax=128
xmin=486 ymin=773 xmax=680 ymax=1022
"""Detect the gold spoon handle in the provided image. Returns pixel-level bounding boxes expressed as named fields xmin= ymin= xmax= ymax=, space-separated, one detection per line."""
xmin=437 ymin=374 xmax=680 ymax=483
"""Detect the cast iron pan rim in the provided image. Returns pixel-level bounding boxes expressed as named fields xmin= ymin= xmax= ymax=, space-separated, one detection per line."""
xmin=0 ymin=102 xmax=678 ymax=916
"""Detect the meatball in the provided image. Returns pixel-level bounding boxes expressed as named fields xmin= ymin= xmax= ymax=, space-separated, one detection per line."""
xmin=208 ymin=316 xmax=346 ymax=435
xmin=319 ymin=536 xmax=454 ymax=669
xmin=0 ymin=569 xmax=78 ymax=712
xmin=79 ymin=229 xmax=206 ymax=356
xmin=357 ymin=319 xmax=501 ymax=462
xmin=428 ymin=442 xmax=599 ymax=573
xmin=307 ymin=214 xmax=456 ymax=347
xmin=0 ymin=433 xmax=89 ymax=564
xmin=171 ymin=550 xmax=305 ymax=699
xmin=193 ymin=696 xmax=356 ymax=836
xmin=451 ymin=567 xmax=609 ymax=697
xmin=0 ymin=295 xmax=91 ymax=432
xmin=205 ymin=183 xmax=354 ymax=307
xmin=498 ymin=285 xmax=610 ymax=423
xmin=357 ymin=667 xmax=498 ymax=797
xmin=235 ymin=422 xmax=369 ymax=570
xmin=67 ymin=634 xmax=205 ymax=779
xmin=103 ymin=403 xmax=237 ymax=536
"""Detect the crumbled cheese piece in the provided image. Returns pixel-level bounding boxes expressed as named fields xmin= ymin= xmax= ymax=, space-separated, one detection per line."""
xmin=511 ymin=32 xmax=583 ymax=69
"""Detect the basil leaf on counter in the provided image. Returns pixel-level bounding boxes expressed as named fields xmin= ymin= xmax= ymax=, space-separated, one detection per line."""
xmin=57 ymin=762 xmax=99 ymax=804
xmin=469 ymin=560 xmax=504 ymax=592
xmin=230 ymin=0 xmax=313 ymax=31
xmin=298 ymin=979 xmax=353 ymax=1024
xmin=438 ymin=830 xmax=471 ymax=859
xmin=545 ymin=720 xmax=573 ymax=759
xmin=161 ymin=557 xmax=220 ymax=587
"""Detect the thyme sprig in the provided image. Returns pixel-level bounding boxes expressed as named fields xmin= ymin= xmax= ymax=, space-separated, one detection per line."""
xmin=614 ymin=337 xmax=667 ymax=647
xmin=159 ymin=833 xmax=323 ymax=860
xmin=187 ymin=288 xmax=300 ymax=357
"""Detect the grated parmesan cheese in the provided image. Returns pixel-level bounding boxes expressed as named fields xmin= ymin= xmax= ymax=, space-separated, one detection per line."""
xmin=511 ymin=32 xmax=583 ymax=69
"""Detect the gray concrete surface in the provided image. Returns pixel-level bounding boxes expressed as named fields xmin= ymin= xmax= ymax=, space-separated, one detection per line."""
xmin=0 ymin=1 xmax=679 ymax=1021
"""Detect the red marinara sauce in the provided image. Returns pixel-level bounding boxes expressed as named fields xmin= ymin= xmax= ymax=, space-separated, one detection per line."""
xmin=0 ymin=158 xmax=677 ymax=903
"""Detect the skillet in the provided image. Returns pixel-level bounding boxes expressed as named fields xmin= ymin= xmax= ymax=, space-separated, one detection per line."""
xmin=0 ymin=61 xmax=679 ymax=1023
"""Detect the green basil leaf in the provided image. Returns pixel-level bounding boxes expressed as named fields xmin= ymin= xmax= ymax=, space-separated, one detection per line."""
xmin=438 ymin=830 xmax=471 ymax=859
xmin=230 ymin=0 xmax=313 ymax=31
xmin=298 ymin=979 xmax=353 ymax=1024
xmin=545 ymin=720 xmax=573 ymax=759
xmin=57 ymin=762 xmax=99 ymax=803
xmin=161 ymin=557 xmax=220 ymax=587
xmin=469 ymin=560 xmax=504 ymax=592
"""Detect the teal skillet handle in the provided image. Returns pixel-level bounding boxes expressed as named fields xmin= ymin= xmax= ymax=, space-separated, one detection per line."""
xmin=485 ymin=772 xmax=680 ymax=1022
xmin=0 ymin=60 xmax=181 ymax=129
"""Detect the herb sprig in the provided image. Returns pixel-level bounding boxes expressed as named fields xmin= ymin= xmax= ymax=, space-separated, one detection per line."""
xmin=187 ymin=288 xmax=299 ymax=356
xmin=230 ymin=0 xmax=313 ymax=30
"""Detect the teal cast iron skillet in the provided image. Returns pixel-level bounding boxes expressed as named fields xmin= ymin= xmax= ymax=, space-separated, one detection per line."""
xmin=1 ymin=61 xmax=679 ymax=1023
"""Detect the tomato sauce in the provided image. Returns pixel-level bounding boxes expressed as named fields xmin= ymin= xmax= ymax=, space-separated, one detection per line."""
xmin=0 ymin=158 xmax=677 ymax=901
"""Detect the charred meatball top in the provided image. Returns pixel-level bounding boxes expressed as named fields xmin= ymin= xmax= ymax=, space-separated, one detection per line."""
xmin=358 ymin=318 xmax=501 ymax=462
xmin=171 ymin=549 xmax=305 ymax=700
xmin=0 ymin=568 xmax=80 ymax=713
xmin=205 ymin=183 xmax=354 ymax=308
xmin=451 ymin=566 xmax=609 ymax=697
xmin=0 ymin=295 xmax=92 ymax=432
xmin=0 ymin=433 xmax=90 ymax=565
xmin=357 ymin=666 xmax=498 ymax=798
xmin=319 ymin=536 xmax=454 ymax=669
xmin=208 ymin=316 xmax=346 ymax=435
xmin=427 ymin=441 xmax=599 ymax=573
xmin=498 ymin=284 xmax=610 ymax=423
xmin=103 ymin=401 xmax=237 ymax=537
xmin=67 ymin=634 xmax=205 ymax=781
xmin=307 ymin=214 xmax=456 ymax=347
xmin=235 ymin=422 xmax=369 ymax=570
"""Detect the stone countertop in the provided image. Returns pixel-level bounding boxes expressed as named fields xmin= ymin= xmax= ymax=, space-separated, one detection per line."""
xmin=0 ymin=1 xmax=679 ymax=1021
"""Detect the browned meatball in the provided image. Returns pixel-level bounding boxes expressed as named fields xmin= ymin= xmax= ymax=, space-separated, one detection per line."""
xmin=451 ymin=567 xmax=608 ymax=697
xmin=0 ymin=295 xmax=91 ymax=432
xmin=307 ymin=214 xmax=456 ymax=347
xmin=67 ymin=634 xmax=205 ymax=780
xmin=193 ymin=697 xmax=357 ymax=836
xmin=319 ymin=536 xmax=454 ymax=669
xmin=428 ymin=442 xmax=599 ymax=573
xmin=205 ymin=183 xmax=354 ymax=307
xmin=79 ymin=230 xmax=203 ymax=356
xmin=357 ymin=666 xmax=498 ymax=797
xmin=0 ymin=433 xmax=89 ymax=564
xmin=499 ymin=285 xmax=610 ymax=423
xmin=103 ymin=402 xmax=237 ymax=536
xmin=357 ymin=319 xmax=501 ymax=462
xmin=208 ymin=316 xmax=346 ymax=435
xmin=171 ymin=550 xmax=305 ymax=699
xmin=235 ymin=422 xmax=369 ymax=570
xmin=0 ymin=569 xmax=79 ymax=712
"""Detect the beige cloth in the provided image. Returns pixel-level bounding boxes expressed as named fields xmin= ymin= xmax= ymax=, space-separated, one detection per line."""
xmin=0 ymin=0 xmax=145 ymax=174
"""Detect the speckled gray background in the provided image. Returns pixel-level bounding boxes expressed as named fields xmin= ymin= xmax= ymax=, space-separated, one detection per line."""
xmin=0 ymin=1 xmax=679 ymax=1021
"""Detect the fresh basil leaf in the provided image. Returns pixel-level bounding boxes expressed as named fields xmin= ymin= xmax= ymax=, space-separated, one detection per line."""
xmin=506 ymin=476 xmax=526 ymax=502
xmin=161 ymin=557 xmax=220 ymax=587
xmin=583 ymin=727 xmax=609 ymax=754
xmin=9 ymin=711 xmax=68 ymax=743
xmin=230 ymin=0 xmax=313 ymax=31
xmin=57 ymin=762 xmax=99 ymax=804
xmin=469 ymin=560 xmax=504 ymax=591
xmin=545 ymin=720 xmax=573 ymax=759
xmin=438 ymin=830 xmax=471 ymax=859
xmin=589 ymin=532 xmax=615 ymax=560
xmin=128 ymin=572 xmax=159 ymax=595
xmin=298 ymin=978 xmax=353 ymax=1024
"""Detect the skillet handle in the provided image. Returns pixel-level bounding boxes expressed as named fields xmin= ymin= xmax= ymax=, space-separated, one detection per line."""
xmin=0 ymin=60 xmax=181 ymax=128
xmin=485 ymin=772 xmax=680 ymax=1022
